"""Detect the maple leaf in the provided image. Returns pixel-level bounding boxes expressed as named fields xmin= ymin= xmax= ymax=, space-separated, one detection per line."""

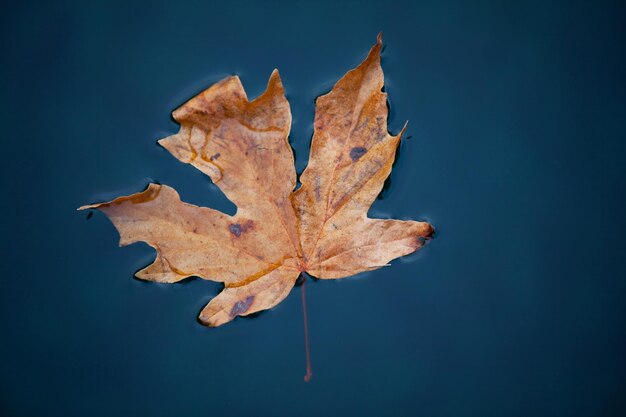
xmin=81 ymin=34 xmax=433 ymax=330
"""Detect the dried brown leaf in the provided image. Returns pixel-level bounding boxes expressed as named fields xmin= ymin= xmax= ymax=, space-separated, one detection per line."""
xmin=80 ymin=35 xmax=434 ymax=327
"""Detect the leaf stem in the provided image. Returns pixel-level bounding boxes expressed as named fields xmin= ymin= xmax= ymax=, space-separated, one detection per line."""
xmin=301 ymin=273 xmax=313 ymax=382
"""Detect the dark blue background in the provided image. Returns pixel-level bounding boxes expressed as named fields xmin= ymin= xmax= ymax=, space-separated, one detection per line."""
xmin=2 ymin=1 xmax=625 ymax=416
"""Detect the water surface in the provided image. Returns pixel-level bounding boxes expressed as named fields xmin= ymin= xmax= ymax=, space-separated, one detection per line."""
xmin=1 ymin=1 xmax=625 ymax=416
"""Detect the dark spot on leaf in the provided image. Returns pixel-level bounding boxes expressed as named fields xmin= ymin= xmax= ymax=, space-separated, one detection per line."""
xmin=229 ymin=220 xmax=254 ymax=237
xmin=229 ymin=223 xmax=241 ymax=237
xmin=350 ymin=147 xmax=367 ymax=161
xmin=415 ymin=225 xmax=436 ymax=248
xmin=230 ymin=295 xmax=254 ymax=318
xmin=210 ymin=153 xmax=221 ymax=161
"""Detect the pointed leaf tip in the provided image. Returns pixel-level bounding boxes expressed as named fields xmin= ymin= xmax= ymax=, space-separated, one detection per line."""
xmin=268 ymin=68 xmax=284 ymax=89
xmin=399 ymin=121 xmax=409 ymax=139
